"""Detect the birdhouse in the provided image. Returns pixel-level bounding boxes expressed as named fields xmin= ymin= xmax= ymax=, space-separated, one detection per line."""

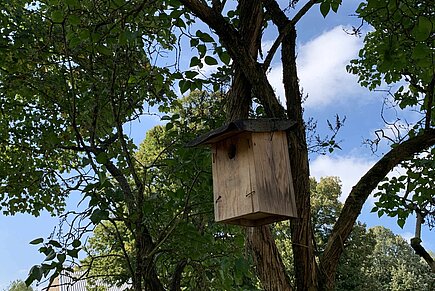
xmin=188 ymin=119 xmax=297 ymax=226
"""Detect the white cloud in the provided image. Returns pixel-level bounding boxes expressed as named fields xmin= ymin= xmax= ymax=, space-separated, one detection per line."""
xmin=268 ymin=26 xmax=367 ymax=108
xmin=192 ymin=62 xmax=218 ymax=77
xmin=310 ymin=154 xmax=375 ymax=202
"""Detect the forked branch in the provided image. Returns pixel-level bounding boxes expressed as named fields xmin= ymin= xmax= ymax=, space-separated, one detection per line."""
xmin=321 ymin=128 xmax=435 ymax=287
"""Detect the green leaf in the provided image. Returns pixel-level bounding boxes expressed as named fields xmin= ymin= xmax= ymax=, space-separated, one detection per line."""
xmin=68 ymin=15 xmax=81 ymax=25
xmin=30 ymin=238 xmax=44 ymax=245
xmin=96 ymin=45 xmax=112 ymax=56
xmin=165 ymin=122 xmax=174 ymax=130
xmin=67 ymin=248 xmax=80 ymax=258
xmin=331 ymin=0 xmax=341 ymax=13
xmin=26 ymin=266 xmax=42 ymax=286
xmin=397 ymin=218 xmax=405 ymax=228
xmin=320 ymin=2 xmax=330 ymax=18
xmin=179 ymin=80 xmax=190 ymax=94
xmin=57 ymin=253 xmax=66 ymax=263
xmin=218 ymin=51 xmax=231 ymax=65
xmin=90 ymin=209 xmax=109 ymax=224
xmin=190 ymin=38 xmax=199 ymax=47
xmin=65 ymin=0 xmax=79 ymax=6
xmin=51 ymin=10 xmax=64 ymax=22
xmin=48 ymin=240 xmax=62 ymax=248
xmin=72 ymin=239 xmax=81 ymax=248
xmin=412 ymin=16 xmax=432 ymax=41
xmin=204 ymin=56 xmax=218 ymax=66
xmin=96 ymin=152 xmax=108 ymax=164
xmin=174 ymin=18 xmax=186 ymax=29
xmin=189 ymin=56 xmax=201 ymax=67
xmin=197 ymin=44 xmax=207 ymax=58
xmin=196 ymin=30 xmax=214 ymax=42
xmin=185 ymin=71 xmax=199 ymax=79
xmin=44 ymin=250 xmax=56 ymax=261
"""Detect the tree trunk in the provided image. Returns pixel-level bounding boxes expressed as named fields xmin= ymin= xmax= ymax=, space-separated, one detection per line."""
xmin=180 ymin=0 xmax=319 ymax=289
xmin=247 ymin=226 xmax=293 ymax=291
xmin=225 ymin=0 xmax=261 ymax=121
xmin=281 ymin=26 xmax=318 ymax=291
xmin=135 ymin=220 xmax=165 ymax=291
xmin=226 ymin=1 xmax=293 ymax=290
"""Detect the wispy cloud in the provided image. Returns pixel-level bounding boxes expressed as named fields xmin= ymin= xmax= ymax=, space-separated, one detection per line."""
xmin=310 ymin=154 xmax=375 ymax=202
xmin=268 ymin=25 xmax=368 ymax=108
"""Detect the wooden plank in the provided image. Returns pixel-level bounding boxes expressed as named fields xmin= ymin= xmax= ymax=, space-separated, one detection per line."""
xmin=251 ymin=131 xmax=297 ymax=217
xmin=212 ymin=132 xmax=254 ymax=222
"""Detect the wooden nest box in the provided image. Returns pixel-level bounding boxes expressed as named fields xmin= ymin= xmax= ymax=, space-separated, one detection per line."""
xmin=188 ymin=119 xmax=297 ymax=226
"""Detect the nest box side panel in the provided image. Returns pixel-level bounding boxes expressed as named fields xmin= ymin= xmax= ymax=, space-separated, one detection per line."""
xmin=212 ymin=133 xmax=255 ymax=222
xmin=251 ymin=131 xmax=297 ymax=217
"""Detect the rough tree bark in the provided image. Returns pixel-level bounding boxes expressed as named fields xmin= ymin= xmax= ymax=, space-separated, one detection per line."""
xmin=281 ymin=23 xmax=318 ymax=291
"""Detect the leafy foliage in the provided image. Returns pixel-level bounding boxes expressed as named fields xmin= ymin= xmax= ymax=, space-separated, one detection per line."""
xmin=348 ymin=0 xmax=435 ymax=229
xmin=373 ymin=148 xmax=435 ymax=229
xmin=4 ymin=280 xmax=33 ymax=291
xmin=363 ymin=227 xmax=435 ymax=290
xmin=81 ymin=91 xmax=258 ymax=290
xmin=0 ymin=0 xmax=177 ymax=216
xmin=348 ymin=0 xmax=434 ymax=117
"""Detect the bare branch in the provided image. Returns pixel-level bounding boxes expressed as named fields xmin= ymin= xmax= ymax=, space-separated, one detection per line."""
xmin=263 ymin=0 xmax=317 ymax=70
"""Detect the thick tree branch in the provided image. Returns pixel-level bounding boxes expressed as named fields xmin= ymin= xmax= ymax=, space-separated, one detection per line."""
xmin=104 ymin=161 xmax=136 ymax=209
xmin=170 ymin=259 xmax=188 ymax=291
xmin=425 ymin=75 xmax=434 ymax=130
xmin=179 ymin=0 xmax=285 ymax=117
xmin=411 ymin=237 xmax=435 ymax=273
xmin=321 ymin=128 xmax=435 ymax=287
xmin=226 ymin=0 xmax=263 ymax=121
xmin=264 ymin=1 xmax=318 ymax=288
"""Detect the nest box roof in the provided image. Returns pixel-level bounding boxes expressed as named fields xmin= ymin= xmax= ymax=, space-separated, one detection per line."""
xmin=187 ymin=119 xmax=296 ymax=147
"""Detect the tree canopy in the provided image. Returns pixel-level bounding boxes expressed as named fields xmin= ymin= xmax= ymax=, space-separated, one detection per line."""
xmin=4 ymin=280 xmax=33 ymax=291
xmin=0 ymin=0 xmax=434 ymax=290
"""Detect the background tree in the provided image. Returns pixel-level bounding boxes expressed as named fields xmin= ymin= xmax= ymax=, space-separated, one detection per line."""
xmin=364 ymin=226 xmax=434 ymax=291
xmin=4 ymin=280 xmax=33 ymax=291
xmin=81 ymin=91 xmax=259 ymax=290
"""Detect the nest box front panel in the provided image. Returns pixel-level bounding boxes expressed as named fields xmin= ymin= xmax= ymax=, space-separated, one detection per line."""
xmin=251 ymin=131 xmax=297 ymax=217
xmin=212 ymin=132 xmax=255 ymax=222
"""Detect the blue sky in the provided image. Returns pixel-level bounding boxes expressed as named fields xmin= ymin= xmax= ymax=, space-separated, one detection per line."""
xmin=1 ymin=0 xmax=434 ymax=288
